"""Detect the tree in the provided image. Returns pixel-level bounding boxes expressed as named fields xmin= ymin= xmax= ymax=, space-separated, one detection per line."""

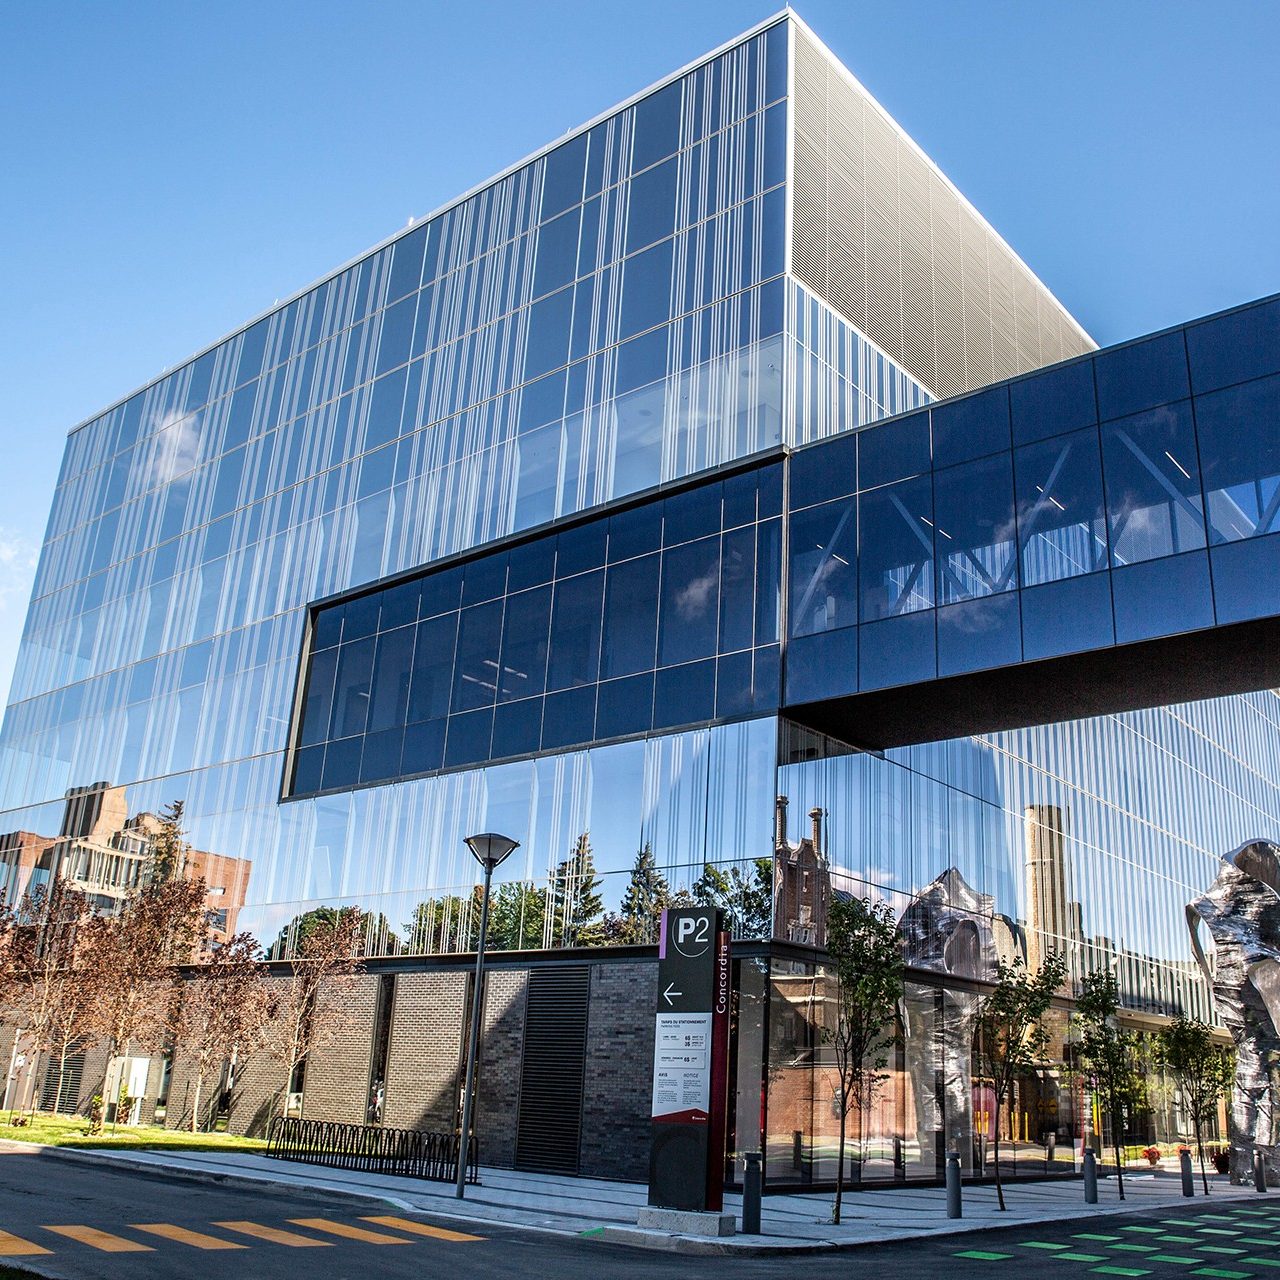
xmin=264 ymin=906 xmax=364 ymax=1120
xmin=549 ymin=834 xmax=603 ymax=947
xmin=618 ymin=844 xmax=670 ymax=944
xmin=975 ymin=952 xmax=1067 ymax=1210
xmin=693 ymin=859 xmax=773 ymax=939
xmin=824 ymin=895 xmax=905 ymax=1225
xmin=487 ymin=882 xmax=548 ymax=951
xmin=1075 ymin=967 xmax=1146 ymax=1201
xmin=80 ymin=875 xmax=209 ymax=1097
xmin=1158 ymin=1012 xmax=1235 ymax=1194
xmin=404 ymin=894 xmax=475 ymax=955
xmin=148 ymin=800 xmax=189 ymax=882
xmin=174 ymin=932 xmax=274 ymax=1132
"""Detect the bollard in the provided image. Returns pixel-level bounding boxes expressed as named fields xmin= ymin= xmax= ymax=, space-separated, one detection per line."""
xmin=792 ymin=1129 xmax=803 ymax=1172
xmin=1180 ymin=1148 xmax=1194 ymax=1197
xmin=1083 ymin=1147 xmax=1098 ymax=1204
xmin=946 ymin=1150 xmax=962 ymax=1219
xmin=1254 ymin=1149 xmax=1268 ymax=1193
xmin=742 ymin=1152 xmax=763 ymax=1234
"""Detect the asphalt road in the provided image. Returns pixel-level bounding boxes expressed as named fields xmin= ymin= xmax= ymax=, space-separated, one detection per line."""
xmin=1 ymin=1148 xmax=1278 ymax=1280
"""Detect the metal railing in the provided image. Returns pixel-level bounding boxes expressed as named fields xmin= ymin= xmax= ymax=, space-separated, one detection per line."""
xmin=266 ymin=1117 xmax=478 ymax=1184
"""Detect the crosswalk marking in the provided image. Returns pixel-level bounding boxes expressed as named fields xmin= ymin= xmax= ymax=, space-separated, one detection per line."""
xmin=44 ymin=1225 xmax=153 ymax=1253
xmin=360 ymin=1214 xmax=484 ymax=1242
xmin=288 ymin=1217 xmax=412 ymax=1245
xmin=0 ymin=1228 xmax=51 ymax=1257
xmin=132 ymin=1223 xmax=246 ymax=1250
xmin=213 ymin=1220 xmax=332 ymax=1247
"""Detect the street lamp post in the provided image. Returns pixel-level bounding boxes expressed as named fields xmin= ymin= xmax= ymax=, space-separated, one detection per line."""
xmin=455 ymin=831 xmax=519 ymax=1199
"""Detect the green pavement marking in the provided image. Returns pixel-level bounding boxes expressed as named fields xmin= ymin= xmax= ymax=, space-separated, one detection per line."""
xmin=1057 ymin=1254 xmax=1108 ymax=1263
xmin=578 ymin=1228 xmax=605 ymax=1238
xmin=954 ymin=1251 xmax=1012 ymax=1261
xmin=1199 ymin=1229 xmax=1244 ymax=1237
xmin=1245 ymin=1261 xmax=1280 ymax=1269
xmin=1162 ymin=1236 xmax=1205 ymax=1244
xmin=1165 ymin=1221 xmax=1209 ymax=1228
xmin=1239 ymin=1240 xmax=1279 ymax=1248
xmin=1110 ymin=1244 xmax=1160 ymax=1254
xmin=1122 ymin=1227 xmax=1167 ymax=1234
xmin=1191 ymin=1270 xmax=1252 ymax=1279
xmin=1198 ymin=1247 xmax=1248 ymax=1256
xmin=1022 ymin=1243 xmax=1070 ymax=1250
xmin=1078 ymin=1234 xmax=1123 ymax=1242
xmin=1151 ymin=1257 xmax=1202 ymax=1266
xmin=1090 ymin=1267 xmax=1151 ymax=1277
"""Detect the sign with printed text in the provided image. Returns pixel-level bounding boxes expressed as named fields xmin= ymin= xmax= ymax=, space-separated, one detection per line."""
xmin=648 ymin=907 xmax=730 ymax=1212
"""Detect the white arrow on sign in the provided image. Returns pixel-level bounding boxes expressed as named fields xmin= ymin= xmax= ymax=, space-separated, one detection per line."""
xmin=662 ymin=983 xmax=682 ymax=1006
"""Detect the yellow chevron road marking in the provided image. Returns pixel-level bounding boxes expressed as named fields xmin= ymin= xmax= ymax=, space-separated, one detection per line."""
xmin=214 ymin=1220 xmax=332 ymax=1247
xmin=288 ymin=1217 xmax=412 ymax=1244
xmin=0 ymin=1228 xmax=51 ymax=1257
xmin=132 ymin=1223 xmax=247 ymax=1250
xmin=360 ymin=1215 xmax=484 ymax=1242
xmin=43 ymin=1225 xmax=153 ymax=1253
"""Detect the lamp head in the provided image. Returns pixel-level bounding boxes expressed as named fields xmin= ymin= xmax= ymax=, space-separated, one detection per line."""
xmin=463 ymin=832 xmax=520 ymax=872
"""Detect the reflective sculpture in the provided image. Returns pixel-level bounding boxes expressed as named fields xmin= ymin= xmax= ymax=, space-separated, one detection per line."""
xmin=1188 ymin=840 xmax=1280 ymax=1185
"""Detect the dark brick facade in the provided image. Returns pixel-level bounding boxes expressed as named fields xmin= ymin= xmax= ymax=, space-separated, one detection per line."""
xmin=474 ymin=968 xmax=528 ymax=1165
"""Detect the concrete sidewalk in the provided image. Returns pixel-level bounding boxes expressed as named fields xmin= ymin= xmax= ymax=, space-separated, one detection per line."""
xmin=4 ymin=1141 xmax=1269 ymax=1254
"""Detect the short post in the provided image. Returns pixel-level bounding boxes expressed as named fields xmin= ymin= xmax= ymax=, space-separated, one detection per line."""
xmin=742 ymin=1152 xmax=762 ymax=1235
xmin=1180 ymin=1148 xmax=1194 ymax=1197
xmin=1083 ymin=1147 xmax=1098 ymax=1204
xmin=792 ymin=1129 xmax=803 ymax=1171
xmin=946 ymin=1150 xmax=962 ymax=1219
xmin=1254 ymin=1149 xmax=1267 ymax=1192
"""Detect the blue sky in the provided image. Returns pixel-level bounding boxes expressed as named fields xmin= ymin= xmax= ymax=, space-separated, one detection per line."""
xmin=1 ymin=0 xmax=1278 ymax=709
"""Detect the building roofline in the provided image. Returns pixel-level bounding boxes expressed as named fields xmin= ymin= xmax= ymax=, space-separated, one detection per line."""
xmin=65 ymin=11 xmax=792 ymax=440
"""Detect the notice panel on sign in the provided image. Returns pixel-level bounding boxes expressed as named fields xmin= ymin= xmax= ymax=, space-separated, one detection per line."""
xmin=651 ymin=1012 xmax=712 ymax=1120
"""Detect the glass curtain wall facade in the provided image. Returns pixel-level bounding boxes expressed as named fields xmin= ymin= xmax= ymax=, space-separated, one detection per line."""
xmin=2 ymin=11 xmax=1277 ymax=1184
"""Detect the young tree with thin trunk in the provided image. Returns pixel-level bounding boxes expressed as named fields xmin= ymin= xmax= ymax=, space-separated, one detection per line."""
xmin=1157 ymin=1011 xmax=1235 ymax=1195
xmin=265 ymin=906 xmax=364 ymax=1121
xmin=824 ymin=896 xmax=904 ymax=1225
xmin=975 ymin=952 xmax=1067 ymax=1211
xmin=1075 ymin=967 xmax=1146 ymax=1201
xmin=175 ymin=932 xmax=274 ymax=1132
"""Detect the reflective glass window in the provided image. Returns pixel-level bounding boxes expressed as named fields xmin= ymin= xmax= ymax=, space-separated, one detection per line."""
xmin=419 ymin=566 xmax=462 ymax=619
xmin=407 ymin=613 xmax=458 ymax=723
xmin=631 ymin=80 xmax=682 ymax=175
xmin=547 ymin=570 xmax=603 ymax=689
xmin=653 ymin=659 xmax=714 ymax=729
xmin=401 ymin=716 xmax=446 ymax=775
xmin=1094 ymin=331 xmax=1190 ymax=421
xmin=858 ymin=612 xmax=936 ymax=691
xmin=790 ymin=434 xmax=855 ymax=510
xmin=533 ymin=207 xmax=582 ymax=300
xmin=1186 ymin=298 xmax=1280 ymax=394
xmin=1211 ymin=534 xmax=1280 ymax=625
xmin=1020 ymin=573 xmax=1114 ymax=662
xmin=1112 ymin=551 xmax=1214 ymax=643
xmin=719 ymin=525 xmax=756 ymax=652
xmin=451 ymin=601 xmax=503 ymax=712
xmin=462 ymin=550 xmax=508 ymax=605
xmin=299 ymin=647 xmax=338 ymax=746
xmin=330 ymin=637 xmax=375 ymax=739
xmin=608 ymin=502 xmax=662 ymax=562
xmin=518 ymin=369 xmax=567 ymax=436
xmin=321 ymin=735 xmax=362 ymax=791
xmin=715 ymin=649 xmax=754 ymax=718
xmin=360 ymin=729 xmax=404 ymax=785
xmin=506 ymin=537 xmax=557 ymax=593
xmin=491 ymin=697 xmax=543 ymax=759
xmin=595 ymin=672 xmax=654 ymax=739
xmin=659 ymin=536 xmax=720 ymax=666
xmin=541 ymin=685 xmax=596 ymax=750
xmin=937 ymin=595 xmax=1021 ymax=677
xmin=934 ymin=455 xmax=1017 ymax=605
xmin=379 ymin=580 xmax=420 ymax=631
xmin=664 ymin=482 xmax=721 ymax=545
xmin=445 ymin=708 xmax=493 ymax=768
xmin=931 ymin=386 xmax=1012 ymax=467
xmin=789 ymin=498 xmax=856 ymax=637
xmin=1010 ymin=358 xmax=1097 ymax=446
xmin=387 ymin=223 xmax=427 ymax=303
xmin=498 ymin=586 xmax=551 ymax=702
xmin=859 ymin=476 xmax=934 ymax=622
xmin=601 ymin=554 xmax=659 ymax=679
xmin=615 ymin=326 xmax=669 ymax=395
xmin=541 ymin=134 xmax=587 ymax=220
xmin=375 ymin=295 xmax=417 ymax=377
xmin=625 ymin=157 xmax=678 ymax=254
xmin=620 ymin=237 xmax=674 ymax=340
xmin=1194 ymin=374 xmax=1280 ymax=543
xmin=556 ymin=521 xmax=607 ymax=576
xmin=368 ymin=626 xmax=415 ymax=733
xmin=523 ymin=287 xmax=574 ymax=381
xmin=755 ymin=518 xmax=782 ymax=645
xmin=1015 ymin=427 xmax=1108 ymax=585
xmin=1102 ymin=401 xmax=1206 ymax=565
xmin=785 ymin=629 xmax=857 ymax=704
xmin=858 ymin=412 xmax=930 ymax=490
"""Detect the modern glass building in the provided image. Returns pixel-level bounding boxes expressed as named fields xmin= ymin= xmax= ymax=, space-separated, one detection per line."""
xmin=3 ymin=11 xmax=1280 ymax=1183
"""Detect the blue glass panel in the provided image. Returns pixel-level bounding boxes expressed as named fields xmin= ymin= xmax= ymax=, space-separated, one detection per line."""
xmin=387 ymin=223 xmax=427 ymax=303
xmin=936 ymin=595 xmax=1022 ymax=677
xmin=719 ymin=525 xmax=756 ymax=653
xmin=1111 ymin=550 xmax=1214 ymax=643
xmin=752 ymin=644 xmax=780 ymax=711
xmin=556 ymin=521 xmax=607 ymax=576
xmin=541 ymin=685 xmax=597 ymax=750
xmin=1102 ymin=401 xmax=1205 ymax=565
xmin=1187 ymin=298 xmax=1280 ymax=394
xmin=368 ymin=626 xmax=415 ymax=732
xmin=659 ymin=536 xmax=720 ymax=666
xmin=785 ymin=628 xmax=857 ymax=704
xmin=461 ymin=551 xmax=508 ymax=605
xmin=595 ymin=672 xmax=654 ymax=740
xmin=366 ymin=366 xmax=408 ymax=449
xmin=320 ymin=735 xmax=362 ymax=791
xmin=491 ymin=697 xmax=544 ymax=759
xmin=1094 ymin=331 xmax=1190 ymax=421
xmin=378 ymin=580 xmax=420 ymax=631
xmin=419 ymin=566 xmax=462 ymax=618
xmin=523 ymin=287 xmax=574 ymax=381
xmin=858 ymin=411 xmax=930 ymax=490
xmin=715 ymin=649 xmax=753 ymax=718
xmin=517 ymin=369 xmax=567 ymax=436
xmin=374 ymin=295 xmax=417 ymax=377
xmin=299 ymin=647 xmax=337 ymax=746
xmin=755 ymin=519 xmax=782 ymax=645
xmin=451 ymin=601 xmax=503 ymax=712
xmin=625 ymin=157 xmax=678 ymax=254
xmin=631 ymin=80 xmax=682 ymax=175
xmin=608 ymin=502 xmax=662 ymax=562
xmin=360 ymin=728 xmax=404 ymax=785
xmin=541 ymin=134 xmax=588 ymax=220
xmin=789 ymin=498 xmax=856 ymax=637
xmin=1020 ymin=572 xmax=1115 ymax=663
xmin=547 ymin=570 xmax=603 ymax=689
xmin=1015 ymin=428 xmax=1108 ymax=585
xmin=615 ymin=326 xmax=669 ymax=395
xmin=653 ymin=659 xmax=715 ymax=729
xmin=790 ymin=434 xmax=856 ymax=510
xmin=758 ymin=464 xmax=783 ymax=519
xmin=601 ymin=554 xmax=659 ymax=679
xmin=859 ymin=476 xmax=934 ymax=622
xmin=330 ymin=637 xmax=375 ymax=738
xmin=859 ymin=612 xmax=936 ymax=691
xmin=763 ymin=101 xmax=786 ymax=189
xmin=533 ymin=207 xmax=582 ymax=300
xmin=312 ymin=606 xmax=344 ymax=650
xmin=620 ymin=238 xmax=674 ymax=340
xmin=407 ymin=612 xmax=458 ymax=723
xmin=445 ymin=707 xmax=494 ymax=768
xmin=401 ymin=717 xmax=446 ymax=775
xmin=931 ymin=386 xmax=1012 ymax=467
xmin=506 ymin=538 xmax=557 ymax=592
xmin=1210 ymin=534 xmax=1280 ymax=625
xmin=934 ymin=455 xmax=1017 ymax=605
xmin=664 ymin=482 xmax=722 ymax=545
xmin=722 ymin=469 xmax=759 ymax=529
xmin=346 ymin=595 xmax=382 ymax=642
xmin=1010 ymin=358 xmax=1098 ymax=446
xmin=1194 ymin=374 xmax=1280 ymax=544
xmin=292 ymin=745 xmax=324 ymax=795
xmin=498 ymin=585 xmax=551 ymax=702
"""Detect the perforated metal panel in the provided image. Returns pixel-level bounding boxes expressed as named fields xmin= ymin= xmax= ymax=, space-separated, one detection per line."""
xmin=791 ymin=26 xmax=1094 ymax=398
xmin=513 ymin=966 xmax=590 ymax=1173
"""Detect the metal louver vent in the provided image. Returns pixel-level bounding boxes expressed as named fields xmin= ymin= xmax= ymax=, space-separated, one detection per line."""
xmin=40 ymin=1050 xmax=85 ymax=1113
xmin=790 ymin=26 xmax=1094 ymax=397
xmin=514 ymin=966 xmax=590 ymax=1174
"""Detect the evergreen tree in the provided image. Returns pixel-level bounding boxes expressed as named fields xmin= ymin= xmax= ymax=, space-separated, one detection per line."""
xmin=487 ymin=882 xmax=548 ymax=951
xmin=692 ymin=858 xmax=775 ymax=939
xmin=550 ymin=833 xmax=603 ymax=947
xmin=619 ymin=844 xmax=670 ymax=944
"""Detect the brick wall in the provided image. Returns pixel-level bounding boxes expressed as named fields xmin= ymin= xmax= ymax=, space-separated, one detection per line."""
xmin=297 ymin=973 xmax=379 ymax=1126
xmin=475 ymin=969 xmax=528 ymax=1166
xmin=383 ymin=972 xmax=466 ymax=1131
xmin=579 ymin=960 xmax=656 ymax=1181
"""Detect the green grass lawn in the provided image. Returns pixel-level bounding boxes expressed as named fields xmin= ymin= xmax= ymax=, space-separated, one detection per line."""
xmin=1 ymin=1110 xmax=267 ymax=1154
